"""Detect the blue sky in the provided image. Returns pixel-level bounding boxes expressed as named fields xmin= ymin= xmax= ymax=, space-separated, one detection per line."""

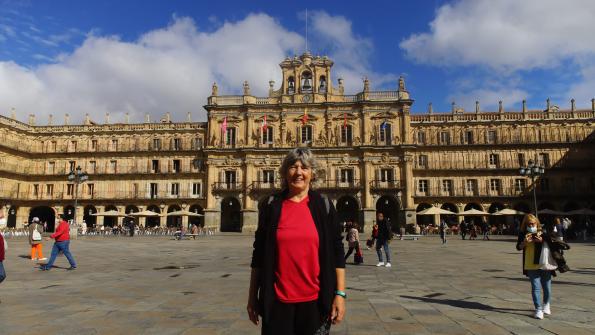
xmin=1 ymin=0 xmax=594 ymax=123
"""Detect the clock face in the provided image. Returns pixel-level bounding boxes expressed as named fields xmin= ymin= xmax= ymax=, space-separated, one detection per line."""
xmin=302 ymin=95 xmax=312 ymax=103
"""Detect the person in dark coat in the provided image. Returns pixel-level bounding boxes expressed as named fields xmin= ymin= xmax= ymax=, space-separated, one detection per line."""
xmin=247 ymin=148 xmax=345 ymax=334
xmin=375 ymin=212 xmax=393 ymax=267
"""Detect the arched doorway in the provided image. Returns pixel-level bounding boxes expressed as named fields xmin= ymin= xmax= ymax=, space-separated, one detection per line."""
xmin=416 ymin=203 xmax=433 ymax=226
xmin=29 ymin=206 xmax=55 ymax=232
xmin=7 ymin=206 xmax=17 ymax=228
xmin=440 ymin=203 xmax=458 ymax=226
xmin=336 ymin=195 xmax=359 ymax=227
xmin=221 ymin=197 xmax=242 ymax=232
xmin=146 ymin=205 xmax=161 ymax=228
xmin=83 ymin=205 xmax=97 ymax=228
xmin=103 ymin=205 xmax=118 ymax=227
xmin=63 ymin=205 xmax=75 ymax=222
xmin=188 ymin=204 xmax=204 ymax=228
xmin=376 ymin=195 xmax=399 ymax=232
xmin=125 ymin=205 xmax=139 ymax=227
xmin=167 ymin=205 xmax=182 ymax=228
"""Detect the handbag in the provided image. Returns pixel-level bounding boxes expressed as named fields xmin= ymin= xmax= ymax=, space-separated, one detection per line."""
xmin=32 ymin=229 xmax=42 ymax=242
xmin=539 ymin=242 xmax=558 ymax=271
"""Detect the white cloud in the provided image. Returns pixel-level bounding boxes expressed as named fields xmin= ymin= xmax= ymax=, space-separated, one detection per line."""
xmin=400 ymin=0 xmax=595 ymax=109
xmin=0 ymin=12 xmax=389 ymax=124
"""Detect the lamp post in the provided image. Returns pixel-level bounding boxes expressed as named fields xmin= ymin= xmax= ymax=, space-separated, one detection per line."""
xmin=519 ymin=159 xmax=545 ymax=215
xmin=68 ymin=166 xmax=89 ymax=236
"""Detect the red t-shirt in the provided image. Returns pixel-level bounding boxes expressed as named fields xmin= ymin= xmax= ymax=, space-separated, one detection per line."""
xmin=50 ymin=220 xmax=70 ymax=242
xmin=274 ymin=196 xmax=320 ymax=303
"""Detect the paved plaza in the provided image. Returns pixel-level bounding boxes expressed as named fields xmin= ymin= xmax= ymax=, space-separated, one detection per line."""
xmin=0 ymin=234 xmax=594 ymax=335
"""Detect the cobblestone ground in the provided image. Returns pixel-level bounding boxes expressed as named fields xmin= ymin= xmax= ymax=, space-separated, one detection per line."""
xmin=0 ymin=234 xmax=594 ymax=335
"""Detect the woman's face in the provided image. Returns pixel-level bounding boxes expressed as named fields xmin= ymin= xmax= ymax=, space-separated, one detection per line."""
xmin=286 ymin=160 xmax=312 ymax=193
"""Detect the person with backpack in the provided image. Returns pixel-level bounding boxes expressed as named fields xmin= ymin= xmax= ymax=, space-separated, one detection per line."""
xmin=375 ymin=212 xmax=393 ymax=268
xmin=344 ymin=223 xmax=362 ymax=264
xmin=247 ymin=148 xmax=345 ymax=334
xmin=28 ymin=217 xmax=46 ymax=261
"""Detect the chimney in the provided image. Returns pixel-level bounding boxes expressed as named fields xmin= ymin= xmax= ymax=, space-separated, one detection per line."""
xmin=145 ymin=113 xmax=150 ymax=123
xmin=28 ymin=114 xmax=35 ymax=125
xmin=475 ymin=101 xmax=480 ymax=113
xmin=498 ymin=100 xmax=503 ymax=113
xmin=428 ymin=103 xmax=433 ymax=114
xmin=522 ymin=100 xmax=527 ymax=113
xmin=105 ymin=112 xmax=110 ymax=124
xmin=125 ymin=112 xmax=130 ymax=124
xmin=65 ymin=113 xmax=70 ymax=125
xmin=571 ymin=98 xmax=575 ymax=112
xmin=48 ymin=114 xmax=53 ymax=125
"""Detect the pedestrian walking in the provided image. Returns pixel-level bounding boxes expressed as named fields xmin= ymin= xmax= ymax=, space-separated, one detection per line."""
xmin=247 ymin=148 xmax=345 ymax=334
xmin=28 ymin=217 xmax=46 ymax=261
xmin=469 ymin=224 xmax=477 ymax=240
xmin=516 ymin=214 xmax=558 ymax=320
xmin=482 ymin=219 xmax=490 ymax=241
xmin=459 ymin=219 xmax=467 ymax=240
xmin=375 ymin=212 xmax=393 ymax=267
xmin=40 ymin=216 xmax=77 ymax=271
xmin=344 ymin=223 xmax=362 ymax=264
xmin=439 ymin=219 xmax=447 ymax=244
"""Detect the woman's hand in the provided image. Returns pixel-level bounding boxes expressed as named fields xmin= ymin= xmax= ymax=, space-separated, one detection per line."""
xmin=330 ymin=295 xmax=345 ymax=325
xmin=246 ymin=297 xmax=260 ymax=325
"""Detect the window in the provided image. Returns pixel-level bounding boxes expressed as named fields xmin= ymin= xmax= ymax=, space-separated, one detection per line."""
xmin=462 ymin=131 xmax=474 ymax=144
xmin=417 ymin=131 xmax=426 ymax=144
xmin=33 ymin=184 xmax=39 ymax=197
xmin=171 ymin=183 xmax=180 ymax=196
xmin=67 ymin=184 xmax=74 ymax=196
xmin=319 ymin=76 xmax=327 ymax=93
xmin=441 ymin=180 xmax=453 ymax=194
xmin=69 ymin=140 xmax=77 ymax=152
xmin=466 ymin=179 xmax=477 ymax=194
xmin=89 ymin=161 xmax=96 ymax=173
xmin=226 ymin=128 xmax=236 ymax=146
xmin=539 ymin=178 xmax=550 ymax=192
xmin=515 ymin=179 xmax=527 ymax=192
xmin=132 ymin=183 xmax=138 ymax=197
xmin=91 ymin=140 xmax=98 ymax=151
xmin=192 ymin=183 xmax=202 ymax=196
xmin=51 ymin=141 xmax=57 ymax=152
xmin=489 ymin=154 xmax=499 ymax=167
xmin=490 ymin=179 xmax=501 ymax=193
xmin=418 ymin=180 xmax=428 ymax=193
xmin=379 ymin=169 xmax=394 ymax=182
xmin=46 ymin=184 xmax=53 ymax=196
xmin=487 ymin=130 xmax=497 ymax=144
xmin=379 ymin=123 xmax=392 ymax=145
xmin=47 ymin=161 xmax=55 ymax=174
xmin=439 ymin=131 xmax=451 ymax=145
xmin=110 ymin=139 xmax=118 ymax=151
xmin=262 ymin=170 xmax=275 ymax=184
xmin=340 ymin=169 xmax=354 ymax=183
xmin=301 ymin=125 xmax=312 ymax=144
xmin=110 ymin=160 xmax=117 ymax=173
xmin=224 ymin=171 xmax=237 ymax=188
xmin=152 ymin=138 xmax=161 ymax=150
xmin=173 ymin=138 xmax=181 ymax=150
xmin=287 ymin=76 xmax=295 ymax=94
xmin=538 ymin=153 xmax=550 ymax=168
xmin=262 ymin=127 xmax=274 ymax=144
xmin=172 ymin=160 xmax=180 ymax=173
xmin=192 ymin=137 xmax=203 ymax=150
xmin=150 ymin=183 xmax=158 ymax=199
xmin=517 ymin=153 xmax=525 ymax=167
xmin=87 ymin=183 xmax=94 ymax=196
xmin=341 ymin=125 xmax=353 ymax=144
xmin=152 ymin=160 xmax=160 ymax=173
xmin=417 ymin=155 xmax=428 ymax=168
xmin=69 ymin=161 xmax=76 ymax=172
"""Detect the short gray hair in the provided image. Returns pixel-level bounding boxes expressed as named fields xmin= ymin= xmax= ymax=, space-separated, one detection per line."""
xmin=279 ymin=148 xmax=318 ymax=189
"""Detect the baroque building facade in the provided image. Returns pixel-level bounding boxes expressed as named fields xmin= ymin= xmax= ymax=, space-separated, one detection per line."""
xmin=1 ymin=52 xmax=594 ymax=232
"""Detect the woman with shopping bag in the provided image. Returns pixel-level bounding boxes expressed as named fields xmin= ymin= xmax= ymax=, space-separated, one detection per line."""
xmin=516 ymin=214 xmax=558 ymax=320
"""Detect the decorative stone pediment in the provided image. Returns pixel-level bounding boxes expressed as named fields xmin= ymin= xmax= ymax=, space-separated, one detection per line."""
xmin=332 ymin=112 xmax=358 ymax=121
xmin=370 ymin=110 xmax=398 ymax=120
xmin=292 ymin=112 xmax=319 ymax=122
xmin=254 ymin=114 xmax=279 ymax=122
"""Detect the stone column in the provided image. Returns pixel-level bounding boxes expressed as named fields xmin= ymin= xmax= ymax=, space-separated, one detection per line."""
xmin=16 ymin=206 xmax=29 ymax=229
xmin=402 ymin=154 xmax=416 ymax=227
xmin=96 ymin=206 xmax=105 ymax=226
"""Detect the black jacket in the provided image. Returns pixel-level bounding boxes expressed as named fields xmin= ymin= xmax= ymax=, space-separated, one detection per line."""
xmin=377 ymin=219 xmax=392 ymax=241
xmin=516 ymin=232 xmax=568 ymax=276
xmin=251 ymin=190 xmax=345 ymax=322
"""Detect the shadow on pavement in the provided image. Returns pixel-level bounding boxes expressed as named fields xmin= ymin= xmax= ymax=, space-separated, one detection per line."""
xmin=400 ymin=295 xmax=530 ymax=316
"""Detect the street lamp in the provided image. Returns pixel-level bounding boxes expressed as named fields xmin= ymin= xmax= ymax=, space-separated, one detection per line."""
xmin=67 ymin=166 xmax=89 ymax=228
xmin=519 ymin=159 xmax=545 ymax=215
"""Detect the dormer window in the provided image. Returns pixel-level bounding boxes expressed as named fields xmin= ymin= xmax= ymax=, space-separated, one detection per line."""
xmin=288 ymin=76 xmax=295 ymax=94
xmin=301 ymin=71 xmax=313 ymax=93
xmin=319 ymin=76 xmax=327 ymax=93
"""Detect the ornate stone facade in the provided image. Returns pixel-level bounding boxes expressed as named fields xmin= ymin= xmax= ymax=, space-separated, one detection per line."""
xmin=1 ymin=52 xmax=594 ymax=232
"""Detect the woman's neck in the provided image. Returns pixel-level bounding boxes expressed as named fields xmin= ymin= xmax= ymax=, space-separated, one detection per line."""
xmin=287 ymin=188 xmax=309 ymax=202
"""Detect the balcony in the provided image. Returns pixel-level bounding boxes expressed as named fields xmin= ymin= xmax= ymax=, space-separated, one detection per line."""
xmin=317 ymin=179 xmax=362 ymax=190
xmin=212 ymin=182 xmax=243 ymax=192
xmin=250 ymin=181 xmax=282 ymax=192
xmin=370 ymin=180 xmax=402 ymax=190
xmin=414 ymin=186 xmax=528 ymax=198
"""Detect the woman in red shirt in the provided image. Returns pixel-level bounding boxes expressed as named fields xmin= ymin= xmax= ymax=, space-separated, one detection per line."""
xmin=248 ymin=148 xmax=346 ymax=334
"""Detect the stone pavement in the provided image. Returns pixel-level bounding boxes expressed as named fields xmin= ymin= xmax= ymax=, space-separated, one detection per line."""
xmin=0 ymin=234 xmax=594 ymax=335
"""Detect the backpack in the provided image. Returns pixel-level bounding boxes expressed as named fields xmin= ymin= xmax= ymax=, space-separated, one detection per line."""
xmin=32 ymin=227 xmax=42 ymax=242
